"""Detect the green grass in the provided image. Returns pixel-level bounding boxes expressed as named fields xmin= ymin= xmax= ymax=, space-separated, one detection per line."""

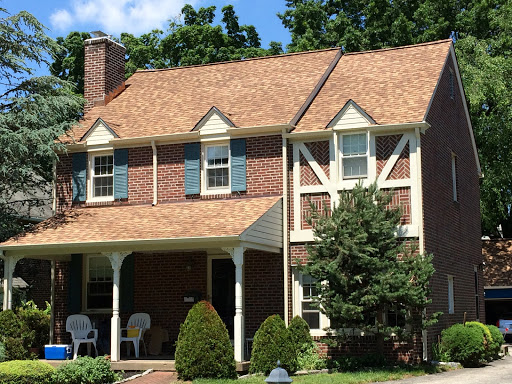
xmin=193 ymin=365 xmax=447 ymax=384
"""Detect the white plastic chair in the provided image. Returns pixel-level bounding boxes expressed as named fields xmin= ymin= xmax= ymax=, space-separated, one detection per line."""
xmin=66 ymin=314 xmax=98 ymax=360
xmin=120 ymin=313 xmax=151 ymax=358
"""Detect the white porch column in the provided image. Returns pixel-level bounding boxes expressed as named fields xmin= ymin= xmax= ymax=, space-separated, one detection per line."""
xmin=105 ymin=251 xmax=131 ymax=362
xmin=222 ymin=247 xmax=245 ymax=362
xmin=1 ymin=252 xmax=23 ymax=311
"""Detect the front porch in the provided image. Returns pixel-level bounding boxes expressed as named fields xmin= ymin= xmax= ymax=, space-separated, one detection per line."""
xmin=0 ymin=196 xmax=284 ymax=364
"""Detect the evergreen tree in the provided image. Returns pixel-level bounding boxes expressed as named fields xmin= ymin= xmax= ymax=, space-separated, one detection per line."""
xmin=0 ymin=8 xmax=83 ymax=241
xmin=302 ymin=182 xmax=439 ymax=354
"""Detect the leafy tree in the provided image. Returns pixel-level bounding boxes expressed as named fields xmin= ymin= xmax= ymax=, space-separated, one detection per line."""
xmin=50 ymin=31 xmax=91 ymax=94
xmin=301 ymin=182 xmax=439 ymax=354
xmin=0 ymin=8 xmax=83 ymax=241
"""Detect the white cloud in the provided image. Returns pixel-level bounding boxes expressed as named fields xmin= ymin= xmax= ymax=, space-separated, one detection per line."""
xmin=50 ymin=9 xmax=73 ymax=31
xmin=50 ymin=0 xmax=200 ymax=36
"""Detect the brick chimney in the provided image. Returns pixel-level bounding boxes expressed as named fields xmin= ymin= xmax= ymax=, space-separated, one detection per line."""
xmin=84 ymin=32 xmax=126 ymax=112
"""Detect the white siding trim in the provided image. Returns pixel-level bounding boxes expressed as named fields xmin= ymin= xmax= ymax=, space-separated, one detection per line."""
xmin=241 ymin=199 xmax=283 ymax=249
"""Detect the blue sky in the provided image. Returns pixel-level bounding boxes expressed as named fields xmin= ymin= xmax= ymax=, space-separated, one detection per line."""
xmin=2 ymin=0 xmax=291 ymax=54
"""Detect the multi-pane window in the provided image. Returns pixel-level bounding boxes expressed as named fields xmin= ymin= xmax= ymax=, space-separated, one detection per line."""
xmin=206 ymin=145 xmax=229 ymax=189
xmin=92 ymin=155 xmax=114 ymax=197
xmin=301 ymin=274 xmax=320 ymax=329
xmin=387 ymin=305 xmax=406 ymax=328
xmin=342 ymin=133 xmax=368 ymax=179
xmin=87 ymin=256 xmax=113 ymax=310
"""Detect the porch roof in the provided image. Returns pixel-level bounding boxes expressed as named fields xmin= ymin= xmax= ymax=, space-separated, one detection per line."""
xmin=0 ymin=196 xmax=282 ymax=257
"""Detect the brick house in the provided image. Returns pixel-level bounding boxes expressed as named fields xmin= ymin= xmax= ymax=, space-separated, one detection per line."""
xmin=0 ymin=36 xmax=482 ymax=363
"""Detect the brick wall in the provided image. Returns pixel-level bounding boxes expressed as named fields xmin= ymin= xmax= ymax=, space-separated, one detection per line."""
xmin=16 ymin=259 xmax=51 ymax=309
xmin=422 ymin=54 xmax=483 ymax=354
xmin=129 ymin=147 xmax=153 ymax=204
xmin=84 ymin=37 xmax=125 ymax=112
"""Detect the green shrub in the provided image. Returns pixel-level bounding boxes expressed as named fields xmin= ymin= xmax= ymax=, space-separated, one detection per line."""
xmin=431 ymin=342 xmax=450 ymax=362
xmin=0 ymin=360 xmax=55 ymax=384
xmin=465 ymin=322 xmax=492 ymax=361
xmin=250 ymin=314 xmax=298 ymax=375
xmin=441 ymin=323 xmax=485 ymax=367
xmin=17 ymin=301 xmax=50 ymax=352
xmin=487 ymin=325 xmax=504 ymax=359
xmin=52 ymin=356 xmax=120 ymax=384
xmin=328 ymin=353 xmax=387 ymax=372
xmin=296 ymin=343 xmax=326 ymax=370
xmin=288 ymin=316 xmax=314 ymax=354
xmin=175 ymin=301 xmax=236 ymax=380
xmin=0 ymin=311 xmax=29 ymax=361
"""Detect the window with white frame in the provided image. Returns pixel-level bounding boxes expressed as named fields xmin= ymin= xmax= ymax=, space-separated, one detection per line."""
xmin=448 ymin=275 xmax=455 ymax=314
xmin=91 ymin=154 xmax=114 ymax=198
xmin=205 ymin=145 xmax=230 ymax=190
xmin=86 ymin=256 xmax=113 ymax=310
xmin=301 ymin=274 xmax=321 ymax=329
xmin=341 ymin=133 xmax=368 ymax=179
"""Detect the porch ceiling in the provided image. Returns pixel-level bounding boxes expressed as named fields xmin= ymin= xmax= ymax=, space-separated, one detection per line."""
xmin=0 ymin=196 xmax=282 ymax=257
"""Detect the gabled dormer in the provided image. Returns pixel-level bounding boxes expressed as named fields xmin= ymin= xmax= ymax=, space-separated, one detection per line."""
xmin=80 ymin=118 xmax=119 ymax=145
xmin=193 ymin=106 xmax=235 ymax=136
xmin=326 ymin=99 xmax=375 ymax=130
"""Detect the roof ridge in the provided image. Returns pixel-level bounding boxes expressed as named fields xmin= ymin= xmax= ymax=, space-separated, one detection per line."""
xmin=132 ymin=47 xmax=341 ymax=74
xmin=343 ymin=39 xmax=453 ymax=56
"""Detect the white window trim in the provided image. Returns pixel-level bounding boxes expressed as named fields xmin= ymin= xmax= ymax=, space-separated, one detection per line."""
xmin=82 ymin=254 xmax=113 ymax=312
xmin=339 ymin=132 xmax=369 ymax=180
xmin=87 ymin=151 xmax=115 ymax=202
xmin=448 ymin=275 xmax=455 ymax=314
xmin=292 ymin=269 xmax=330 ymax=336
xmin=201 ymin=142 xmax=231 ymax=195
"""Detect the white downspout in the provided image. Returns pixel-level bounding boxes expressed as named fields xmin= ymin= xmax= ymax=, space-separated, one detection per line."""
xmin=282 ymin=133 xmax=289 ymax=325
xmin=151 ymin=141 xmax=158 ymax=206
xmin=416 ymin=127 xmax=428 ymax=361
xmin=52 ymin=159 xmax=57 ymax=214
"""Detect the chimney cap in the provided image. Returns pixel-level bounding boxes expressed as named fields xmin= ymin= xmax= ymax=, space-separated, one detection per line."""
xmin=91 ymin=31 xmax=109 ymax=38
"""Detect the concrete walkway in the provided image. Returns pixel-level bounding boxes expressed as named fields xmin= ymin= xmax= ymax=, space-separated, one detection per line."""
xmin=380 ymin=355 xmax=512 ymax=384
xmin=126 ymin=371 xmax=177 ymax=384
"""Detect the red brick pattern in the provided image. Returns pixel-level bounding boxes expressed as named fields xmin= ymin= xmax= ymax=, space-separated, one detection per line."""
xmin=376 ymin=135 xmax=410 ymax=179
xmin=384 ymin=187 xmax=411 ymax=225
xmin=422 ymin=54 xmax=483 ymax=356
xmin=157 ymin=143 xmax=185 ymax=202
xmin=301 ymin=193 xmax=331 ymax=230
xmin=300 ymin=141 xmax=330 ymax=186
xmin=16 ymin=259 xmax=51 ymax=309
xmin=290 ymin=244 xmax=309 ymax=266
xmin=84 ymin=38 xmax=125 ymax=113
xmin=129 ymin=147 xmax=153 ymax=204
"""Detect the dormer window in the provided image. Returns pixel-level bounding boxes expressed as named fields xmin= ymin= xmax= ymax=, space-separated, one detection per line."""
xmin=92 ymin=154 xmax=114 ymax=197
xmin=206 ymin=145 xmax=230 ymax=190
xmin=341 ymin=133 xmax=368 ymax=179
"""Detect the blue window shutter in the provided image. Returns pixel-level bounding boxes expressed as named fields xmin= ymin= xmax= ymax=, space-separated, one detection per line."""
xmin=114 ymin=149 xmax=129 ymax=199
xmin=68 ymin=254 xmax=82 ymax=314
xmin=120 ymin=253 xmax=134 ymax=312
xmin=72 ymin=153 xmax=87 ymax=202
xmin=231 ymin=139 xmax=246 ymax=192
xmin=184 ymin=143 xmax=200 ymax=195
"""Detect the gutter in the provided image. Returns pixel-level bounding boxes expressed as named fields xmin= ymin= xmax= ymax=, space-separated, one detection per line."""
xmin=282 ymin=131 xmax=289 ymax=325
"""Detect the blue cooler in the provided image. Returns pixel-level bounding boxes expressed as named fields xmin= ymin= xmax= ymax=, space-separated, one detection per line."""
xmin=44 ymin=344 xmax=72 ymax=360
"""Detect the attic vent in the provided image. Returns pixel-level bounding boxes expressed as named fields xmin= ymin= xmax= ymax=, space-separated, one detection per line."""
xmin=449 ymin=68 xmax=455 ymax=100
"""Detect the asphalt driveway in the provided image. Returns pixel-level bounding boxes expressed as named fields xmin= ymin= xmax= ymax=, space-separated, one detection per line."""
xmin=380 ymin=355 xmax=512 ymax=384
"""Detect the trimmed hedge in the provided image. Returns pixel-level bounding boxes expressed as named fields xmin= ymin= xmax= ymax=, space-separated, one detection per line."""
xmin=175 ymin=301 xmax=236 ymax=380
xmin=0 ymin=360 xmax=54 ymax=384
xmin=288 ymin=316 xmax=314 ymax=354
xmin=487 ymin=325 xmax=504 ymax=358
xmin=0 ymin=311 xmax=28 ymax=361
xmin=250 ymin=315 xmax=298 ymax=375
xmin=441 ymin=323 xmax=486 ymax=367
xmin=52 ymin=356 xmax=120 ymax=384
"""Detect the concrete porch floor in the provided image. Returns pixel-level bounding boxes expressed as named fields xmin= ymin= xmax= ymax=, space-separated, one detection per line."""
xmin=42 ymin=357 xmax=250 ymax=373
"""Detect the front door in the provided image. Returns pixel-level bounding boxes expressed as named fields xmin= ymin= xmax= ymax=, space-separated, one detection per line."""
xmin=212 ymin=259 xmax=235 ymax=338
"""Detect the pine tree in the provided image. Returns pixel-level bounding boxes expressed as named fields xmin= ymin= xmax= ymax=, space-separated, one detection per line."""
xmin=302 ymin=182 xmax=440 ymax=354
